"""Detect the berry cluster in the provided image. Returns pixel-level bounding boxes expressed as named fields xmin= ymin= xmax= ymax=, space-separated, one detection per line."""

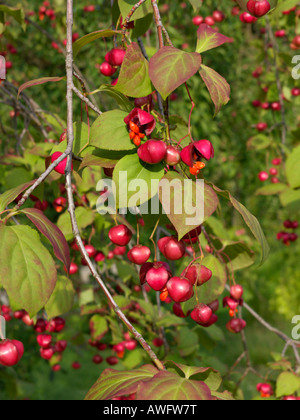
xmin=277 ymin=220 xmax=298 ymax=245
xmin=38 ymin=1 xmax=56 ymax=21
xmin=258 ymin=157 xmax=281 ymax=184
xmin=99 ymin=48 xmax=125 ymax=78
xmin=88 ymin=330 xmax=138 ymax=368
xmin=192 ymin=10 xmax=225 ymax=27
xmin=223 ymin=285 xmax=247 ymax=334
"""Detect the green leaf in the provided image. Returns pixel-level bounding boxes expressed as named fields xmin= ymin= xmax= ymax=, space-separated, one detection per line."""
xmin=276 ymin=372 xmax=300 ymax=398
xmin=196 ymin=24 xmax=233 ymax=54
xmin=188 ymin=0 xmax=203 ymax=12
xmin=57 ymin=207 xmax=95 ymax=241
xmin=89 ymin=315 xmax=109 ymax=341
xmin=211 ymin=390 xmax=235 ymax=400
xmin=115 ymin=42 xmax=153 ymax=98
xmin=90 ymin=110 xmax=136 ymax=151
xmin=113 ymin=153 xmax=165 ymax=208
xmin=131 ymin=13 xmax=153 ymax=38
xmin=286 ymin=145 xmax=300 ymax=189
xmin=256 ymin=183 xmax=288 ymax=196
xmin=21 ymin=208 xmax=70 ymax=271
xmin=270 ymin=0 xmax=296 ymax=17
xmin=79 ymin=154 xmax=119 ymax=170
xmin=137 ymin=371 xmax=212 ymax=400
xmin=18 ymin=77 xmax=65 ymax=99
xmin=199 ymin=65 xmax=230 ymax=115
xmin=92 ymin=84 xmax=133 ymax=112
xmin=0 ymin=5 xmax=26 ymax=30
xmin=221 ymin=241 xmax=255 ymax=271
xmin=208 ymin=183 xmax=270 ymax=265
xmin=149 ymin=47 xmax=202 ymax=100
xmin=0 ymin=224 xmax=57 ymax=317
xmin=0 ymin=180 xmax=35 ymax=212
xmin=247 ymin=134 xmax=272 ymax=150
xmin=280 ymin=188 xmax=300 ymax=210
xmin=118 ymin=0 xmax=153 ymax=21
xmin=177 ymin=327 xmax=199 ymax=357
xmin=158 ymin=172 xmax=219 ymax=240
xmin=85 ymin=364 xmax=158 ymax=400
xmin=73 ymin=29 xmax=118 ymax=57
xmin=45 ymin=275 xmax=75 ymax=318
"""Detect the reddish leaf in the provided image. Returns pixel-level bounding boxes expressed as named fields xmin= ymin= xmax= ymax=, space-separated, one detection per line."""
xmin=21 ymin=208 xmax=70 ymax=271
xmin=149 ymin=47 xmax=202 ymax=100
xmin=196 ymin=24 xmax=233 ymax=54
xmin=199 ymin=65 xmax=230 ymax=115
xmin=85 ymin=365 xmax=158 ymax=400
xmin=136 ymin=371 xmax=212 ymax=400
xmin=165 ymin=361 xmax=222 ymax=391
xmin=18 ymin=77 xmax=65 ymax=99
xmin=0 ymin=180 xmax=36 ymax=212
xmin=115 ymin=42 xmax=153 ymax=98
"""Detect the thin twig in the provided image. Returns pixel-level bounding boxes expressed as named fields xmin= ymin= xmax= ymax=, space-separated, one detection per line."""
xmin=65 ymin=0 xmax=164 ymax=372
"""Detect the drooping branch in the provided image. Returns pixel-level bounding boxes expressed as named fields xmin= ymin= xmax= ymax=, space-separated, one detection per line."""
xmin=64 ymin=0 xmax=165 ymax=372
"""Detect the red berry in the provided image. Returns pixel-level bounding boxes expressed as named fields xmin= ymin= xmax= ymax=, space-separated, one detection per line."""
xmin=158 ymin=237 xmax=186 ymax=261
xmin=191 ymin=304 xmax=213 ymax=325
xmin=256 ymin=122 xmax=268 ymax=132
xmin=204 ymin=16 xmax=215 ymax=26
xmin=137 ymin=140 xmax=167 ymax=165
xmin=92 ymin=355 xmax=103 ymax=364
xmin=226 ymin=318 xmax=247 ymax=334
xmin=152 ymin=338 xmax=164 ymax=347
xmin=173 ymin=302 xmax=188 ymax=318
xmin=258 ymin=171 xmax=269 ymax=182
xmin=40 ymin=347 xmax=54 ymax=360
xmin=37 ymin=334 xmax=52 ymax=349
xmin=124 ymin=340 xmax=137 ymax=351
xmin=230 ymin=285 xmax=244 ymax=301
xmin=269 ymin=168 xmax=278 ymax=176
xmin=0 ymin=340 xmax=24 ymax=367
xmin=192 ymin=16 xmax=203 ymax=26
xmin=145 ymin=264 xmax=171 ymax=291
xmin=109 ymin=225 xmax=133 ymax=246
xmin=167 ymin=277 xmax=194 ymax=303
xmin=106 ymin=356 xmax=119 ymax=366
xmin=56 ymin=340 xmax=68 ymax=353
xmin=99 ymin=62 xmax=117 ymax=77
xmin=247 ymin=0 xmax=271 ymax=17
xmin=272 ymin=157 xmax=281 ymax=166
xmin=182 ymin=264 xmax=212 ymax=286
xmin=127 ymin=245 xmax=151 ymax=265
xmin=85 ymin=244 xmax=96 ymax=258
xmin=212 ymin=10 xmax=225 ymax=22
xmin=72 ymin=361 xmax=81 ymax=369
xmin=106 ymin=48 xmax=126 ymax=67
xmin=68 ymin=262 xmax=79 ymax=275
xmin=51 ymin=152 xmax=73 ymax=175
xmin=165 ymin=146 xmax=181 ymax=166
